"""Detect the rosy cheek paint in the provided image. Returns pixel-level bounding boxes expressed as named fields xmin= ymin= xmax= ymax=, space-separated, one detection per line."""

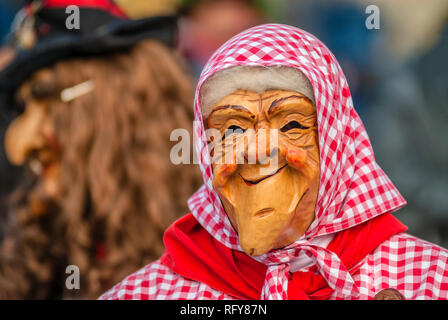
xmin=285 ymin=148 xmax=307 ymax=171
xmin=213 ymin=161 xmax=238 ymax=188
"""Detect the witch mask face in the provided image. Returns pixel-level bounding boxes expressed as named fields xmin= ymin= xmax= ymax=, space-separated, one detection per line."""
xmin=4 ymin=69 xmax=94 ymax=209
xmin=5 ymin=70 xmax=61 ymax=201
xmin=205 ymin=89 xmax=320 ymax=256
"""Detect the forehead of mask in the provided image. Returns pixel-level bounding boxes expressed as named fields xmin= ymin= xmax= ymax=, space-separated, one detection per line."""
xmin=205 ymin=89 xmax=320 ymax=256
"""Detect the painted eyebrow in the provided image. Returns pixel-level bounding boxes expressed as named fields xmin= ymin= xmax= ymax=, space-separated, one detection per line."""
xmin=210 ymin=104 xmax=255 ymax=116
xmin=267 ymin=95 xmax=313 ymax=115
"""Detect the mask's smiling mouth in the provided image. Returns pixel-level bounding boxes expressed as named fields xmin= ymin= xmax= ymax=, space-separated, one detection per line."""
xmin=240 ymin=164 xmax=287 ymax=186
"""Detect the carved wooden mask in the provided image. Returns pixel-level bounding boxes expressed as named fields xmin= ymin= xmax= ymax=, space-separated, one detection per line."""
xmin=206 ymin=89 xmax=320 ymax=256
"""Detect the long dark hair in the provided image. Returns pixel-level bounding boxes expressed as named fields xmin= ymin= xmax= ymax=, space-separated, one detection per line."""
xmin=0 ymin=40 xmax=201 ymax=299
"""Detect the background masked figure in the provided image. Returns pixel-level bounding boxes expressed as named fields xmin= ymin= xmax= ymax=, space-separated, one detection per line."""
xmin=102 ymin=24 xmax=448 ymax=300
xmin=0 ymin=0 xmax=201 ymax=299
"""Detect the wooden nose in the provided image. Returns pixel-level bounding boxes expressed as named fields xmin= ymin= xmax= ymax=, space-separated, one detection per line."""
xmin=245 ymin=129 xmax=279 ymax=164
xmin=4 ymin=104 xmax=46 ymax=165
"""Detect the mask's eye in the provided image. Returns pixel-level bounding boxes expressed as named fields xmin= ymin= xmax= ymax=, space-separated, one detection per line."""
xmin=280 ymin=121 xmax=309 ymax=132
xmin=12 ymin=98 xmax=26 ymax=117
xmin=224 ymin=125 xmax=245 ymax=138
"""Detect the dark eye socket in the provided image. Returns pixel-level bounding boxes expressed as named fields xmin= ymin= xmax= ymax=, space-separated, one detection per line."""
xmin=12 ymin=99 xmax=26 ymax=116
xmin=224 ymin=125 xmax=245 ymax=138
xmin=280 ymin=121 xmax=309 ymax=132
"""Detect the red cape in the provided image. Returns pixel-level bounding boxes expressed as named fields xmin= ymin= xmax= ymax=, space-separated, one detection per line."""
xmin=160 ymin=213 xmax=407 ymax=300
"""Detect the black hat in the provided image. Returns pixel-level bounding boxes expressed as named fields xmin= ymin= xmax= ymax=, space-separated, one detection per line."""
xmin=0 ymin=0 xmax=178 ymax=117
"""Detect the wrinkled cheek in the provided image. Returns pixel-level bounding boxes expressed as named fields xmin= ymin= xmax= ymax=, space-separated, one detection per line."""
xmin=285 ymin=146 xmax=319 ymax=182
xmin=210 ymin=139 xmax=242 ymax=189
xmin=212 ymin=162 xmax=238 ymax=190
xmin=211 ymin=162 xmax=240 ymax=233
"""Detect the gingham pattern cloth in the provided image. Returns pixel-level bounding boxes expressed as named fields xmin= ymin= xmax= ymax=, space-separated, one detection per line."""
xmin=100 ymin=233 xmax=448 ymax=300
xmin=100 ymin=24 xmax=448 ymax=300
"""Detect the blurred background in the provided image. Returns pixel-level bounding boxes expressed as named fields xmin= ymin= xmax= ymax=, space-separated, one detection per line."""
xmin=0 ymin=0 xmax=447 ymax=247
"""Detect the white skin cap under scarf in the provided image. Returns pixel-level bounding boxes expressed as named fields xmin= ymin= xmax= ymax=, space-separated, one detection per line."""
xmin=188 ymin=24 xmax=406 ymax=300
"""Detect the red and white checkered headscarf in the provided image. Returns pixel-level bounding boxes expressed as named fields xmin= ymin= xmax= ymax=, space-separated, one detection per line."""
xmin=188 ymin=24 xmax=406 ymax=299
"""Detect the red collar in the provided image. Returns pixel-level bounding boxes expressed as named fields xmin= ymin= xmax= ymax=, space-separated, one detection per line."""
xmin=161 ymin=213 xmax=407 ymax=300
